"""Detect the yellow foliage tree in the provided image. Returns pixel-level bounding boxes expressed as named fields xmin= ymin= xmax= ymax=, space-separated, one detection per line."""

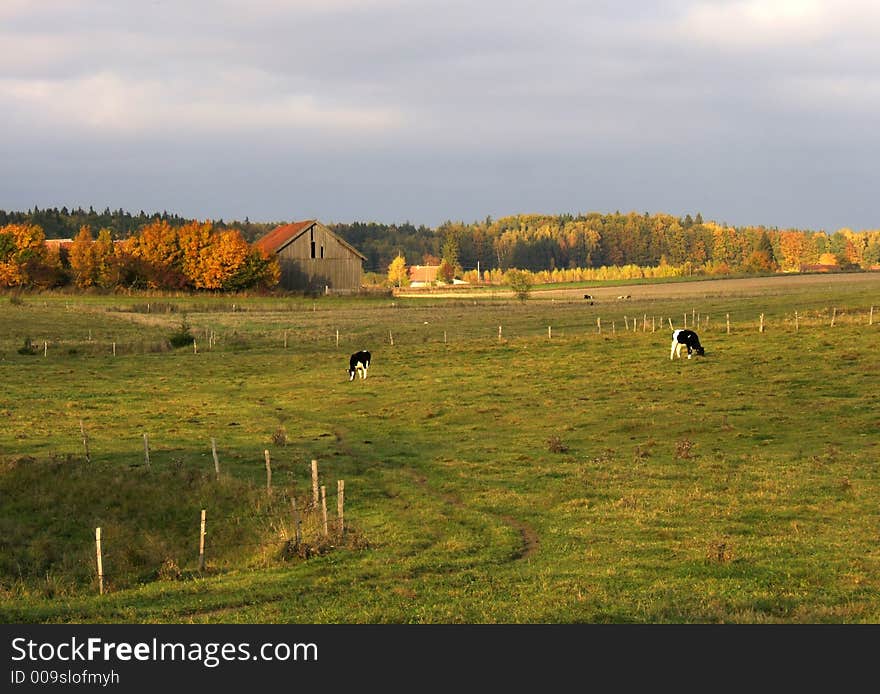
xmin=0 ymin=223 xmax=48 ymax=287
xmin=387 ymin=254 xmax=409 ymax=287
xmin=68 ymin=225 xmax=97 ymax=288
xmin=178 ymin=220 xmax=215 ymax=287
xmin=94 ymin=228 xmax=118 ymax=288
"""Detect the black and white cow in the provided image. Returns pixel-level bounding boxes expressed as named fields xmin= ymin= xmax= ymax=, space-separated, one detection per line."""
xmin=583 ymin=294 xmax=594 ymax=305
xmin=348 ymin=350 xmax=371 ymax=381
xmin=670 ymin=329 xmax=705 ymax=360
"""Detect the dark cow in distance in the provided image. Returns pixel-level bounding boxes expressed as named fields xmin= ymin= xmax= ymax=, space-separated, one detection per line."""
xmin=348 ymin=350 xmax=371 ymax=381
xmin=583 ymin=294 xmax=594 ymax=305
xmin=670 ymin=329 xmax=705 ymax=360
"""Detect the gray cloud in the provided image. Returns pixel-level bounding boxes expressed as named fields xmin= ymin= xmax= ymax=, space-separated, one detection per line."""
xmin=1 ymin=0 xmax=878 ymax=230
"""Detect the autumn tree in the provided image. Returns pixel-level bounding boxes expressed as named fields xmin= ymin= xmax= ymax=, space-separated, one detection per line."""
xmin=505 ymin=268 xmax=532 ymax=302
xmin=68 ymin=225 xmax=97 ymax=288
xmin=387 ymin=254 xmax=409 ymax=287
xmin=0 ymin=222 xmax=48 ymax=287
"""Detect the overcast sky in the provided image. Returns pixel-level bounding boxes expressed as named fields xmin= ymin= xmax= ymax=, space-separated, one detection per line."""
xmin=1 ymin=0 xmax=878 ymax=231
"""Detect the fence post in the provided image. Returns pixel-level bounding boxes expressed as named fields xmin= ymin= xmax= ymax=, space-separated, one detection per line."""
xmin=211 ymin=438 xmax=220 ymax=480
xmin=80 ymin=420 xmax=91 ymax=463
xmin=389 ymin=331 xmax=394 ymax=346
xmin=193 ymin=339 xmax=198 ymax=354
xmin=759 ymin=313 xmax=764 ymax=333
xmin=198 ymin=509 xmax=206 ymax=571
xmin=668 ymin=317 xmax=673 ymax=331
xmin=336 ymin=329 xmax=339 ymax=347
xmin=311 ymin=460 xmax=319 ymax=507
xmin=597 ymin=317 xmax=601 ymax=334
xmin=337 ymin=479 xmax=345 ymax=540
xmin=870 ymin=306 xmax=874 ymax=326
xmin=831 ymin=307 xmax=836 ymax=327
xmin=143 ymin=433 xmax=151 ymax=468
xmin=498 ymin=325 xmax=502 ymax=342
xmin=726 ymin=314 xmax=730 ymax=334
xmin=112 ymin=342 xmax=116 ymax=357
xmin=548 ymin=325 xmax=552 ymax=340
xmin=95 ymin=527 xmax=104 ymax=595
xmin=43 ymin=341 xmax=47 ymax=357
xmin=795 ymin=311 xmax=799 ymax=332
xmin=264 ymin=449 xmax=272 ymax=495
xmin=320 ymin=485 xmax=329 ymax=539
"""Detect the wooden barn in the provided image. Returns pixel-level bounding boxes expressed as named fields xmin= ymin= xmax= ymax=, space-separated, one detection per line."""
xmin=254 ymin=220 xmax=366 ymax=292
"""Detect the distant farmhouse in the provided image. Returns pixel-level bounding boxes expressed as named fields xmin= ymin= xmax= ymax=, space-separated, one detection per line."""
xmin=254 ymin=220 xmax=366 ymax=292
xmin=408 ymin=264 xmax=440 ymax=287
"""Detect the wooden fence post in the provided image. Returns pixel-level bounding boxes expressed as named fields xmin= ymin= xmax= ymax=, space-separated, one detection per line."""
xmin=759 ymin=313 xmax=764 ymax=333
xmin=795 ymin=311 xmax=799 ymax=332
xmin=498 ymin=325 xmax=502 ymax=342
xmin=264 ymin=449 xmax=272 ymax=495
xmin=320 ymin=485 xmax=329 ymax=538
xmin=597 ymin=317 xmax=601 ymax=334
xmin=624 ymin=316 xmax=629 ymax=330
xmin=80 ymin=420 xmax=91 ymax=463
xmin=198 ymin=509 xmax=206 ymax=571
xmin=668 ymin=317 xmax=673 ymax=331
xmin=211 ymin=438 xmax=220 ymax=479
xmin=43 ymin=341 xmax=47 ymax=357
xmin=143 ymin=433 xmax=151 ymax=468
xmin=652 ymin=316 xmax=656 ymax=333
xmin=870 ymin=306 xmax=874 ymax=326
xmin=444 ymin=330 xmax=447 ymax=344
xmin=336 ymin=329 xmax=339 ymax=347
xmin=283 ymin=330 xmax=288 ymax=348
xmin=389 ymin=331 xmax=394 ymax=346
xmin=112 ymin=342 xmax=116 ymax=357
xmin=726 ymin=314 xmax=730 ymax=334
xmin=337 ymin=479 xmax=345 ymax=540
xmin=831 ymin=307 xmax=837 ymax=327
xmin=193 ymin=339 xmax=198 ymax=354
xmin=95 ymin=527 xmax=104 ymax=595
xmin=548 ymin=325 xmax=552 ymax=340
xmin=311 ymin=460 xmax=319 ymax=507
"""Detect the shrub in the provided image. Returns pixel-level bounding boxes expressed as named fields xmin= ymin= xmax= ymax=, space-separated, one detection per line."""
xmin=17 ymin=337 xmax=37 ymax=355
xmin=167 ymin=315 xmax=195 ymax=348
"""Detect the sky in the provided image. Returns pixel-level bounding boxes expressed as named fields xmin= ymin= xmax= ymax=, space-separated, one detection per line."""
xmin=1 ymin=0 xmax=878 ymax=231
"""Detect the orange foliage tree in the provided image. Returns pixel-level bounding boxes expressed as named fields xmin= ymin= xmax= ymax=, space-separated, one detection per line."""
xmin=69 ymin=225 xmax=97 ymax=288
xmin=0 ymin=223 xmax=49 ymax=287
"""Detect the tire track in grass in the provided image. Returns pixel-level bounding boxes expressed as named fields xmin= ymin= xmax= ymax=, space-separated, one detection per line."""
xmin=409 ymin=471 xmax=539 ymax=561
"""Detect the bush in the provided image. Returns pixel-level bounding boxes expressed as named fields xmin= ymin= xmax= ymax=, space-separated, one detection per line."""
xmin=17 ymin=337 xmax=37 ymax=355
xmin=167 ymin=315 xmax=195 ymax=348
xmin=505 ymin=269 xmax=533 ymax=302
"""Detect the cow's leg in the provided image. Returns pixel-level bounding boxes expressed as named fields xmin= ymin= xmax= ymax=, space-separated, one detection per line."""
xmin=670 ymin=340 xmax=677 ymax=360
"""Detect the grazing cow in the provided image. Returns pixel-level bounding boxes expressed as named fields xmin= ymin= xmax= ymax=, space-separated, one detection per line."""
xmin=583 ymin=294 xmax=594 ymax=305
xmin=348 ymin=350 xmax=371 ymax=380
xmin=617 ymin=294 xmax=632 ymax=300
xmin=670 ymin=329 xmax=705 ymax=360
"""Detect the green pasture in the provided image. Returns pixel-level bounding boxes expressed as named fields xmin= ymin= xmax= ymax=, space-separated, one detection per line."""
xmin=1 ymin=275 xmax=878 ymax=623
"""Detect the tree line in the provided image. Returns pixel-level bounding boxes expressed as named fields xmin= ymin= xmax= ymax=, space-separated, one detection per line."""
xmin=0 ymin=219 xmax=279 ymax=291
xmin=1 ymin=207 xmax=879 ymax=291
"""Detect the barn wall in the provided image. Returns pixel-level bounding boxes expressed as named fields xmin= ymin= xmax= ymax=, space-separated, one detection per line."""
xmin=276 ymin=223 xmax=363 ymax=291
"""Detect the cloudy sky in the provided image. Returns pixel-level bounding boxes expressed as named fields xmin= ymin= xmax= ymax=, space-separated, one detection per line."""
xmin=1 ymin=0 xmax=878 ymax=231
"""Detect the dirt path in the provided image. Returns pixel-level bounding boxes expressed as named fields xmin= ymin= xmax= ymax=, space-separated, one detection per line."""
xmin=395 ymin=272 xmax=880 ymax=301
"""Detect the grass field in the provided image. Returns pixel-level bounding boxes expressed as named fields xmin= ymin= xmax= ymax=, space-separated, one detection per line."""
xmin=1 ymin=273 xmax=879 ymax=623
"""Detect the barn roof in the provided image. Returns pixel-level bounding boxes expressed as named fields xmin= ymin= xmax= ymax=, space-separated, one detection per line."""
xmin=254 ymin=220 xmax=367 ymax=260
